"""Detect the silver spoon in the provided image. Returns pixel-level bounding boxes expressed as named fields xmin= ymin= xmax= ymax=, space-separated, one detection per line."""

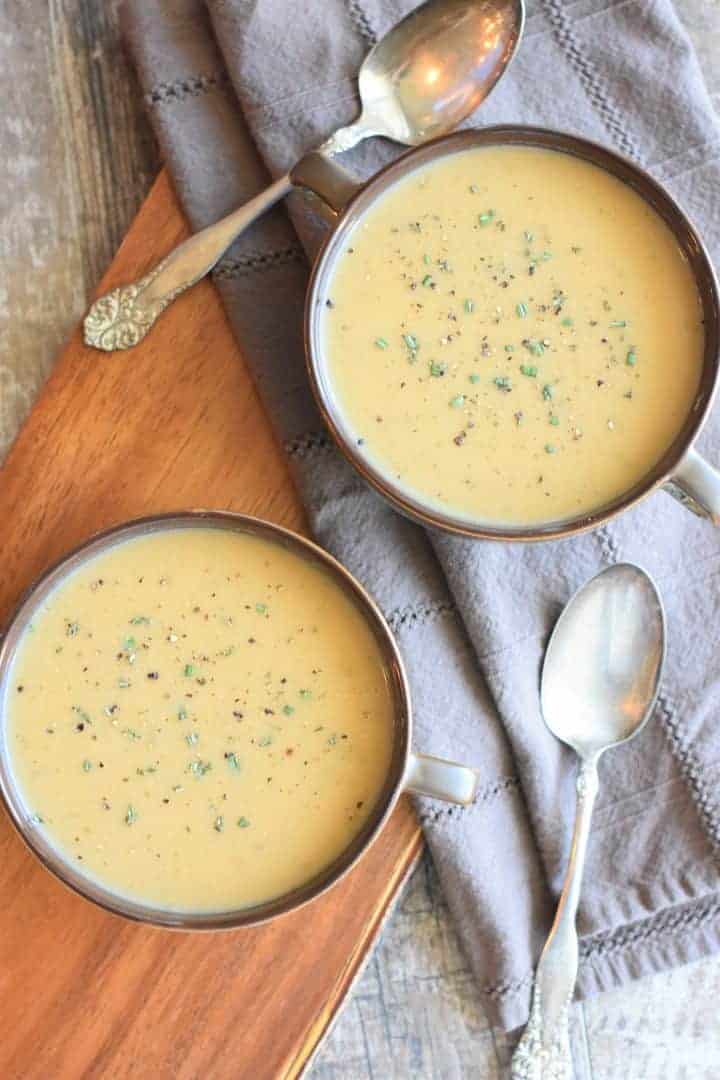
xmin=83 ymin=0 xmax=524 ymax=352
xmin=511 ymin=563 xmax=666 ymax=1080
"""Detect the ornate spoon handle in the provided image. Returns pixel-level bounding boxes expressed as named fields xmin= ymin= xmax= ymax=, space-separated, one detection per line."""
xmin=511 ymin=758 xmax=599 ymax=1080
xmin=83 ymin=173 xmax=292 ymax=352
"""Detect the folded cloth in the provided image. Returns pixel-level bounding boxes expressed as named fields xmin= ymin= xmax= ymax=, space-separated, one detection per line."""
xmin=121 ymin=0 xmax=720 ymax=1031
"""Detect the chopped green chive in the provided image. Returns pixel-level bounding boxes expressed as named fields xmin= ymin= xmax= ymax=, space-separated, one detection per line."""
xmin=177 ymin=705 xmax=188 ymax=721
xmin=429 ymin=361 xmax=446 ymax=377
xmin=541 ymin=251 xmax=553 ymax=261
xmin=237 ymin=816 xmax=251 ymax=829
xmin=610 ymin=320 xmax=628 ymax=328
xmin=129 ymin=615 xmax=150 ymax=625
xmin=255 ymin=603 xmax=267 ymax=614
xmin=464 ymin=299 xmax=475 ymax=314
xmin=561 ymin=317 xmax=574 ymax=327
xmin=299 ymin=689 xmax=312 ymax=700
xmin=542 ymin=384 xmax=554 ymax=401
xmin=214 ymin=816 xmax=224 ymax=833
xmin=226 ymin=751 xmax=241 ymax=771
xmin=423 ymin=253 xmax=431 ymax=265
xmin=523 ymin=230 xmax=534 ymax=243
xmin=118 ymin=677 xmax=131 ymax=689
xmin=520 ymin=364 xmax=538 ymax=377
xmin=516 ymin=302 xmax=528 ymax=318
xmin=188 ymin=760 xmax=212 ymax=777
xmin=469 ymin=184 xmax=480 ymax=194
xmin=422 ymin=274 xmax=434 ymax=287
xmin=450 ymin=394 xmax=465 ymax=408
xmin=183 ymin=664 xmax=195 ymax=677
xmin=626 ymin=349 xmax=637 ymax=366
xmin=468 ymin=373 xmax=481 ymax=384
xmin=122 ymin=636 xmax=136 ymax=651
xmin=258 ymin=735 xmax=273 ymax=748
xmin=504 ymin=344 xmax=515 ymax=353
xmin=29 ymin=813 xmax=43 ymax=825
xmin=494 ymin=376 xmax=512 ymax=391
xmin=185 ymin=731 xmax=199 ymax=746
xmin=82 ymin=759 xmax=92 ymax=772
xmin=125 ymin=805 xmax=138 ymax=826
xmin=374 ymin=337 xmax=389 ymax=350
xmin=479 ymin=210 xmax=495 ymax=226
xmin=66 ymin=621 xmax=79 ymax=637
xmin=283 ymin=704 xmax=295 ymax=716
xmin=403 ymin=333 xmax=419 ymax=352
xmin=525 ymin=340 xmax=545 ymax=357
xmin=545 ymin=444 xmax=557 ymax=454
xmin=549 ymin=414 xmax=560 ymax=426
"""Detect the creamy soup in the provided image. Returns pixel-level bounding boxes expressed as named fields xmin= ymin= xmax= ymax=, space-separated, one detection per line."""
xmin=5 ymin=527 xmax=394 ymax=912
xmin=321 ymin=145 xmax=704 ymax=525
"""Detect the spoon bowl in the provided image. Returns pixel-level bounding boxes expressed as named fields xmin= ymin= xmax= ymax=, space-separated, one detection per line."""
xmin=541 ymin=563 xmax=666 ymax=760
xmin=348 ymin=0 xmax=525 ymax=149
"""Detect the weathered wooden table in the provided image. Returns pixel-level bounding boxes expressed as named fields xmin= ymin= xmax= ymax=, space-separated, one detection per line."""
xmin=2 ymin=2 xmax=720 ymax=1076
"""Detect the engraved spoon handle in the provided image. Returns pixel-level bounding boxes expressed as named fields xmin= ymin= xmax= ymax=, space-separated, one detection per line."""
xmin=511 ymin=758 xmax=600 ymax=1080
xmin=84 ymin=173 xmax=292 ymax=352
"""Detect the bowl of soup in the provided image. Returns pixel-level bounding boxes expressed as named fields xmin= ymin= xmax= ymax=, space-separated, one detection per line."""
xmin=0 ymin=512 xmax=478 ymax=927
xmin=292 ymin=127 xmax=720 ymax=540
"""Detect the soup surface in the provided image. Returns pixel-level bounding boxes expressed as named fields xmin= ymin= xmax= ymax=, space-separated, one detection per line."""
xmin=5 ymin=526 xmax=394 ymax=912
xmin=321 ymin=145 xmax=704 ymax=525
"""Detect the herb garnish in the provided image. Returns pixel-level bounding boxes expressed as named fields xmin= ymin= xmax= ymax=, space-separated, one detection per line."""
xmin=188 ymin=760 xmax=212 ymax=777
xmin=125 ymin=805 xmax=138 ymax=826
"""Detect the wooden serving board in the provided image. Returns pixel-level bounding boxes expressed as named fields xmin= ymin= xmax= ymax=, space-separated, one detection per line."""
xmin=0 ymin=170 xmax=422 ymax=1080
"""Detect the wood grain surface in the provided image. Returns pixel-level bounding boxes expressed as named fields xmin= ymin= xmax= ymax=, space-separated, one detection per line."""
xmin=0 ymin=171 xmax=422 ymax=1080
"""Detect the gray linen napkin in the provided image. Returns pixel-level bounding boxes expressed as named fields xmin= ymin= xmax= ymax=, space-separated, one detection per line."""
xmin=121 ymin=0 xmax=720 ymax=1031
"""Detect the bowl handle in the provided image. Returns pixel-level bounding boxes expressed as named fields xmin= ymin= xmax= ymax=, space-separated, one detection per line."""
xmin=403 ymin=751 xmax=480 ymax=805
xmin=289 ymin=151 xmax=363 ymax=224
xmin=664 ymin=447 xmax=720 ymax=524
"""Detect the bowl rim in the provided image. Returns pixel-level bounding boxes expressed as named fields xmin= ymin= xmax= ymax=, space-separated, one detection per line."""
xmin=305 ymin=124 xmax=720 ymax=541
xmin=0 ymin=509 xmax=412 ymax=929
